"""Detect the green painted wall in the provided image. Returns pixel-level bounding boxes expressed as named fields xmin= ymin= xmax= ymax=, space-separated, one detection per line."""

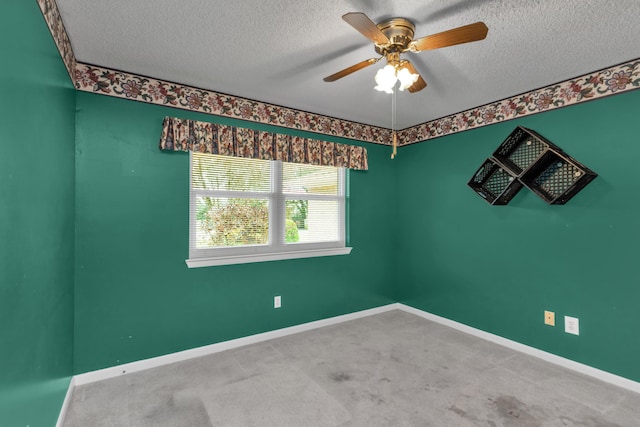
xmin=4 ymin=4 xmax=640 ymax=425
xmin=73 ymin=92 xmax=398 ymax=373
xmin=397 ymin=89 xmax=640 ymax=381
xmin=0 ymin=1 xmax=75 ymax=425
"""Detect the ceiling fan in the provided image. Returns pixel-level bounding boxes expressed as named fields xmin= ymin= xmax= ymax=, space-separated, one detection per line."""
xmin=323 ymin=12 xmax=489 ymax=93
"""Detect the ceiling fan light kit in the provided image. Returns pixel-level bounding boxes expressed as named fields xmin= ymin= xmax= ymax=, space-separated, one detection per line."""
xmin=374 ymin=63 xmax=418 ymax=93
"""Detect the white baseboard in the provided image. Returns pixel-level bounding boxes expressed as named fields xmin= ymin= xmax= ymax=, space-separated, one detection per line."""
xmin=55 ymin=377 xmax=75 ymax=427
xmin=397 ymin=304 xmax=640 ymax=394
xmin=69 ymin=301 xmax=640 ymax=395
xmin=73 ymin=303 xmax=400 ymax=386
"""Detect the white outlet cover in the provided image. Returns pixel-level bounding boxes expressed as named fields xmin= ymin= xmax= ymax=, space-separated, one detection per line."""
xmin=274 ymin=296 xmax=281 ymax=309
xmin=564 ymin=316 xmax=580 ymax=335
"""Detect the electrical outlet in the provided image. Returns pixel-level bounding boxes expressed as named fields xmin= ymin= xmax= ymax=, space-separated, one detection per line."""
xmin=544 ymin=310 xmax=555 ymax=326
xmin=564 ymin=316 xmax=579 ymax=335
xmin=274 ymin=296 xmax=281 ymax=309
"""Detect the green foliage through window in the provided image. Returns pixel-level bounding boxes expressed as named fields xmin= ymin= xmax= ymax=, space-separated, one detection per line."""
xmin=196 ymin=197 xmax=269 ymax=247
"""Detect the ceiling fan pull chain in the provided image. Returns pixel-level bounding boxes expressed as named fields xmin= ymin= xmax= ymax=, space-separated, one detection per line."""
xmin=392 ymin=132 xmax=398 ymax=159
xmin=391 ymin=89 xmax=397 ymax=159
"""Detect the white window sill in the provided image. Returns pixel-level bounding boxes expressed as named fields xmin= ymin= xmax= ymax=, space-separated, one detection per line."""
xmin=186 ymin=247 xmax=353 ymax=268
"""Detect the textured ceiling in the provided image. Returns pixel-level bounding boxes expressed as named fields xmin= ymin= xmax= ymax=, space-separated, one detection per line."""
xmin=56 ymin=0 xmax=640 ymax=129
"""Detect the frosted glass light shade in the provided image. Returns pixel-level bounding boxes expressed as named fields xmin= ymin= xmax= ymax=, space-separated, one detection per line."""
xmin=397 ymin=67 xmax=419 ymax=91
xmin=374 ymin=65 xmax=397 ymax=94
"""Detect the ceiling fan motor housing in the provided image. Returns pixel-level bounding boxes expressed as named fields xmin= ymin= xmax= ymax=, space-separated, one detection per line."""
xmin=375 ymin=18 xmax=415 ymax=56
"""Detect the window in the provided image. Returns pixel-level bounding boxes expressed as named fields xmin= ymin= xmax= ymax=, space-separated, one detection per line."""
xmin=187 ymin=152 xmax=351 ymax=267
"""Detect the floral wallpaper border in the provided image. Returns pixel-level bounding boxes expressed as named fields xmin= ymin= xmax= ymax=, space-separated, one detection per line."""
xmin=74 ymin=63 xmax=392 ymax=145
xmin=398 ymin=59 xmax=640 ymax=146
xmin=36 ymin=0 xmax=76 ymax=81
xmin=71 ymin=60 xmax=640 ymax=148
xmin=37 ymin=0 xmax=640 ymax=147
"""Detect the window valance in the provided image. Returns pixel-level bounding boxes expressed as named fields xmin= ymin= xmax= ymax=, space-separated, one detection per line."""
xmin=159 ymin=117 xmax=368 ymax=170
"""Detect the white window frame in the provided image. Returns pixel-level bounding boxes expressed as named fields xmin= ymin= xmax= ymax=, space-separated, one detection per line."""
xmin=186 ymin=153 xmax=352 ymax=268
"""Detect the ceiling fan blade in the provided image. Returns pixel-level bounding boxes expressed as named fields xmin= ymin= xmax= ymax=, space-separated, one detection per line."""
xmin=410 ymin=22 xmax=488 ymax=52
xmin=402 ymin=60 xmax=427 ymax=93
xmin=342 ymin=12 xmax=390 ymax=45
xmin=323 ymin=58 xmax=380 ymax=82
